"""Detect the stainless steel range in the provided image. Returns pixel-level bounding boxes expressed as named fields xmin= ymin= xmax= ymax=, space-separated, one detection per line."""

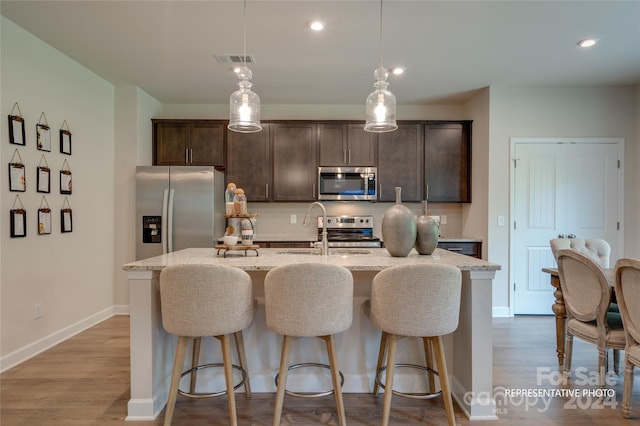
xmin=317 ymin=215 xmax=381 ymax=248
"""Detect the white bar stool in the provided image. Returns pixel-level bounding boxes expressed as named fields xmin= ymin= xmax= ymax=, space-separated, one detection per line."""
xmin=159 ymin=264 xmax=255 ymax=426
xmin=264 ymin=263 xmax=353 ymax=426
xmin=366 ymin=263 xmax=462 ymax=426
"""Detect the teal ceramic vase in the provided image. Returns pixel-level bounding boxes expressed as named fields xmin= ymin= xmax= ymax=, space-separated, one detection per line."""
xmin=415 ymin=200 xmax=439 ymax=255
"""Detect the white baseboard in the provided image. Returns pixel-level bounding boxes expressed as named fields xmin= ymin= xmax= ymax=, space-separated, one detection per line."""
xmin=1 ymin=305 xmax=130 ymax=373
xmin=492 ymin=306 xmax=512 ymax=317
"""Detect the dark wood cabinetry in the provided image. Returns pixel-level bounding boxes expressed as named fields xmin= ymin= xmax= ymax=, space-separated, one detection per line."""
xmin=425 ymin=121 xmax=471 ymax=202
xmin=318 ymin=123 xmax=376 ymax=166
xmin=377 ymin=123 xmax=423 ymax=202
xmin=152 ymin=119 xmax=224 ymax=166
xmin=225 ymin=124 xmax=271 ymax=202
xmin=153 ymin=118 xmax=472 ymax=204
xmin=271 ymin=123 xmax=318 ymax=201
xmin=437 ymin=241 xmax=481 ymax=258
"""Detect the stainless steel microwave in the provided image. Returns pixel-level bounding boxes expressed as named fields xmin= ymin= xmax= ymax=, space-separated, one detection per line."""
xmin=317 ymin=167 xmax=377 ymax=201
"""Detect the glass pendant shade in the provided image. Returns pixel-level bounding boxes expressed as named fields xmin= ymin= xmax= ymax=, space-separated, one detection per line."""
xmin=228 ymin=66 xmax=262 ymax=133
xmin=364 ymin=66 xmax=397 ymax=133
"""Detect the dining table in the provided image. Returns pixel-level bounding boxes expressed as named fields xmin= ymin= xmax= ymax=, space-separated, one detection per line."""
xmin=542 ymin=266 xmax=615 ymax=366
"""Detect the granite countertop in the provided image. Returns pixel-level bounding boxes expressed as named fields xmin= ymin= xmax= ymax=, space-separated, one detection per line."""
xmin=123 ymin=247 xmax=500 ymax=273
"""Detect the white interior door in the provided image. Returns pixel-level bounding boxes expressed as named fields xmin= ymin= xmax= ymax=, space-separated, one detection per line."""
xmin=512 ymin=140 xmax=621 ymax=315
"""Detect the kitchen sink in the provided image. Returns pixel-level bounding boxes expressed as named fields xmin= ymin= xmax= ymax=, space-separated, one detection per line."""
xmin=276 ymin=249 xmax=372 ymax=256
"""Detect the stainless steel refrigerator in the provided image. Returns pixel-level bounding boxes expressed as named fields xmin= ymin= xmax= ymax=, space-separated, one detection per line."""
xmin=136 ymin=166 xmax=224 ymax=260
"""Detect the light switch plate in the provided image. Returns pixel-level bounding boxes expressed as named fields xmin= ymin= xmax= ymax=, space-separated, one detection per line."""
xmin=290 ymin=214 xmax=296 ymax=224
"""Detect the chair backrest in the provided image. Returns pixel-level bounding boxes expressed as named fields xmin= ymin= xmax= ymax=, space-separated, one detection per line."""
xmin=370 ymin=264 xmax=462 ymax=337
xmin=550 ymin=238 xmax=611 ymax=268
xmin=556 ymin=249 xmax=610 ymax=324
xmin=615 ymin=258 xmax=640 ymax=348
xmin=264 ymin=263 xmax=353 ymax=337
xmin=159 ymin=264 xmax=253 ymax=337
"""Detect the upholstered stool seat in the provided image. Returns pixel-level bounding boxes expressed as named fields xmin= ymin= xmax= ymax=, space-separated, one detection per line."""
xmin=367 ymin=264 xmax=462 ymax=426
xmin=264 ymin=263 xmax=353 ymax=426
xmin=159 ymin=264 xmax=255 ymax=426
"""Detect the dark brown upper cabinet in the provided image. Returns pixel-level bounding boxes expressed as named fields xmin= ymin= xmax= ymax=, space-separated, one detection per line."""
xmin=377 ymin=123 xmax=424 ymax=202
xmin=318 ymin=123 xmax=376 ymax=166
xmin=225 ymin=124 xmax=272 ymax=202
xmin=424 ymin=121 xmax=471 ymax=203
xmin=153 ymin=119 xmax=225 ymax=167
xmin=271 ymin=122 xmax=318 ymax=201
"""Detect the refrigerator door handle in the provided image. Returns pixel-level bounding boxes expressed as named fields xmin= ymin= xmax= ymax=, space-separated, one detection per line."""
xmin=161 ymin=189 xmax=169 ymax=254
xmin=167 ymin=188 xmax=175 ymax=253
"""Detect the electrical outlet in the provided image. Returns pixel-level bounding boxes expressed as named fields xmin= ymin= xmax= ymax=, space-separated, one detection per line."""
xmin=440 ymin=215 xmax=447 ymax=225
xmin=35 ymin=303 xmax=43 ymax=319
xmin=290 ymin=214 xmax=297 ymax=224
xmin=498 ymin=215 xmax=505 ymax=226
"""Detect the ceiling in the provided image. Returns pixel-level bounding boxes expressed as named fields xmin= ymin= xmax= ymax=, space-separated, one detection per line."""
xmin=2 ymin=1 xmax=639 ymax=106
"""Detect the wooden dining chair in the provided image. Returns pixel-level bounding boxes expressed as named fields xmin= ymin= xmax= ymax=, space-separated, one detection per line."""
xmin=556 ymin=249 xmax=625 ymax=388
xmin=614 ymin=258 xmax=640 ymax=418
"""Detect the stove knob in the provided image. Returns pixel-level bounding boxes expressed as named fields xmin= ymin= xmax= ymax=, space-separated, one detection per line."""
xmin=327 ymin=218 xmax=332 ymax=224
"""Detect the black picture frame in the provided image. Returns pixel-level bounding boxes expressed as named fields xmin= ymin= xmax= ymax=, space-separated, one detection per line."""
xmin=10 ymin=209 xmax=27 ymax=237
xmin=9 ymin=163 xmax=26 ymax=192
xmin=8 ymin=115 xmax=25 ymax=146
xmin=60 ymin=170 xmax=72 ymax=194
xmin=38 ymin=208 xmax=52 ymax=235
xmin=60 ymin=129 xmax=72 ymax=155
xmin=36 ymin=123 xmax=51 ymax=152
xmin=37 ymin=166 xmax=50 ymax=193
xmin=61 ymin=209 xmax=73 ymax=233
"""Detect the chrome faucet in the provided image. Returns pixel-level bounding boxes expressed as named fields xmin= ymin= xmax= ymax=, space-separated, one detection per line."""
xmin=303 ymin=201 xmax=329 ymax=256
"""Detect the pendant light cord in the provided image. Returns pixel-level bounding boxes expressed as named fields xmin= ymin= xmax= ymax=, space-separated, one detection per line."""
xmin=379 ymin=0 xmax=383 ymax=67
xmin=243 ymin=0 xmax=247 ymax=67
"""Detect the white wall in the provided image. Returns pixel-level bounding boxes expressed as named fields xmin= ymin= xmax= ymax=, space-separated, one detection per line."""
xmin=1 ymin=17 xmax=115 ymax=369
xmin=487 ymin=85 xmax=639 ymax=315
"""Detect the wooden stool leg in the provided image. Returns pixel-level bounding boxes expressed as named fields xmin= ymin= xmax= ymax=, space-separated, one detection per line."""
xmin=189 ymin=337 xmax=201 ymax=394
xmin=423 ymin=337 xmax=436 ymax=393
xmin=273 ymin=335 xmax=294 ymax=426
xmin=219 ymin=334 xmax=238 ymax=426
xmin=373 ymin=331 xmax=389 ymax=397
xmin=164 ymin=336 xmax=189 ymax=426
xmin=234 ymin=331 xmax=252 ymax=397
xmin=432 ymin=336 xmax=456 ymax=426
xmin=322 ymin=335 xmax=347 ymax=426
xmin=381 ymin=334 xmax=397 ymax=426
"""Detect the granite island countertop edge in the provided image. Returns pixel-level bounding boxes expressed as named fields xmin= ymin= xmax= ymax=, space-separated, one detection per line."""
xmin=124 ymin=248 xmax=500 ymax=273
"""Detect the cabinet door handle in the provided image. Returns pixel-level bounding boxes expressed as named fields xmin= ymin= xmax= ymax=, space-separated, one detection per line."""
xmin=312 ymin=183 xmax=316 ymax=198
xmin=189 ymin=149 xmax=193 ymax=164
xmin=379 ymin=184 xmax=382 ymax=199
xmin=447 ymin=247 xmax=464 ymax=252
xmin=265 ymin=184 xmax=269 ymax=199
xmin=343 ymin=149 xmax=347 ymax=164
xmin=185 ymin=149 xmax=189 ymax=164
xmin=348 ymin=149 xmax=351 ymax=164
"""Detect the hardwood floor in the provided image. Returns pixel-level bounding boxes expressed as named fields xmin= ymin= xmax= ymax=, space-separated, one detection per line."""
xmin=2 ymin=315 xmax=639 ymax=425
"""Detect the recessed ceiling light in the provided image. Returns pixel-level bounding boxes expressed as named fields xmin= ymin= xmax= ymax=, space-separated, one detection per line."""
xmin=391 ymin=67 xmax=405 ymax=75
xmin=309 ymin=20 xmax=324 ymax=31
xmin=577 ymin=38 xmax=597 ymax=48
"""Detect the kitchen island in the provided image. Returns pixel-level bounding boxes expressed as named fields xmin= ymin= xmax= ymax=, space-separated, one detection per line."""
xmin=123 ymin=247 xmax=500 ymax=421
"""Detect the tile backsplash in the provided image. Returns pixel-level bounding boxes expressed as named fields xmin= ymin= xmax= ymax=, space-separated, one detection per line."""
xmin=245 ymin=201 xmax=463 ymax=241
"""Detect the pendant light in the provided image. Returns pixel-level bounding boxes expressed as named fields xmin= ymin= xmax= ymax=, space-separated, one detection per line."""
xmin=228 ymin=0 xmax=262 ymax=133
xmin=364 ymin=0 xmax=397 ymax=133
